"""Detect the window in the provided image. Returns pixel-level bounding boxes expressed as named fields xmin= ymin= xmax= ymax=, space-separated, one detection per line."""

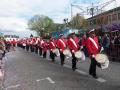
xmin=108 ymin=15 xmax=111 ymax=22
xmin=103 ymin=16 xmax=108 ymax=24
xmin=106 ymin=16 xmax=109 ymax=23
xmin=89 ymin=20 xmax=93 ymax=25
xmin=112 ymin=14 xmax=117 ymax=21
xmin=93 ymin=19 xmax=96 ymax=25
xmin=118 ymin=13 xmax=120 ymax=20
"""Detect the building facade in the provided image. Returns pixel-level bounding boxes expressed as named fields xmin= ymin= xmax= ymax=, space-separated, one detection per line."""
xmin=87 ymin=6 xmax=120 ymax=34
xmin=4 ymin=35 xmax=19 ymax=42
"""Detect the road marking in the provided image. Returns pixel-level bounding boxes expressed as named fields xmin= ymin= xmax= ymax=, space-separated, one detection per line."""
xmin=47 ymin=58 xmax=51 ymax=61
xmin=64 ymin=65 xmax=87 ymax=75
xmin=5 ymin=84 xmax=20 ymax=90
xmin=76 ymin=69 xmax=88 ymax=75
xmin=46 ymin=77 xmax=55 ymax=84
xmin=64 ymin=64 xmax=106 ymax=83
xmin=36 ymin=78 xmax=46 ymax=82
xmin=36 ymin=77 xmax=55 ymax=84
xmin=64 ymin=64 xmax=71 ymax=68
xmin=96 ymin=78 xmax=106 ymax=83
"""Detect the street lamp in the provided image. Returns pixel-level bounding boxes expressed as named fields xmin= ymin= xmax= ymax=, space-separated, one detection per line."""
xmin=63 ymin=18 xmax=68 ymax=29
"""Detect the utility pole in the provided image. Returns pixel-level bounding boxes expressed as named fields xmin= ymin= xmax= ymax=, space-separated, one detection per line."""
xmin=71 ymin=0 xmax=117 ymax=31
xmin=90 ymin=3 xmax=94 ymax=26
xmin=71 ymin=4 xmax=73 ymax=20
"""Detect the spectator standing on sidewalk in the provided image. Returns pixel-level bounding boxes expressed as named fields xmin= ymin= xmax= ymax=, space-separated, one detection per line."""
xmin=114 ymin=35 xmax=120 ymax=45
xmin=0 ymin=39 xmax=5 ymax=65
xmin=101 ymin=33 xmax=110 ymax=54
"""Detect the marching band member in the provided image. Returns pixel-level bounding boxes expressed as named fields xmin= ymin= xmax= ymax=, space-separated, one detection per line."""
xmin=86 ymin=29 xmax=101 ymax=79
xmin=33 ymin=38 xmax=37 ymax=52
xmin=34 ymin=37 xmax=39 ymax=54
xmin=57 ymin=34 xmax=67 ymax=66
xmin=49 ymin=37 xmax=56 ymax=62
xmin=42 ymin=39 xmax=49 ymax=58
xmin=39 ymin=37 xmax=44 ymax=56
xmin=68 ymin=33 xmax=80 ymax=71
xmin=11 ymin=39 xmax=17 ymax=51
xmin=81 ymin=34 xmax=89 ymax=57
xmin=22 ymin=39 xmax=26 ymax=50
xmin=5 ymin=40 xmax=11 ymax=52
xmin=30 ymin=38 xmax=33 ymax=52
xmin=26 ymin=39 xmax=30 ymax=51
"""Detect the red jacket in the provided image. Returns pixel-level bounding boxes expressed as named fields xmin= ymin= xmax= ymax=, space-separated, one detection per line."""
xmin=26 ymin=39 xmax=30 ymax=45
xmin=57 ymin=39 xmax=67 ymax=52
xmin=86 ymin=37 xmax=100 ymax=56
xmin=11 ymin=39 xmax=17 ymax=45
xmin=68 ymin=37 xmax=80 ymax=52
xmin=49 ymin=40 xmax=56 ymax=50
xmin=42 ymin=41 xmax=49 ymax=52
xmin=30 ymin=38 xmax=36 ymax=48
xmin=39 ymin=40 xmax=44 ymax=48
xmin=81 ymin=37 xmax=87 ymax=46
xmin=32 ymin=38 xmax=36 ymax=45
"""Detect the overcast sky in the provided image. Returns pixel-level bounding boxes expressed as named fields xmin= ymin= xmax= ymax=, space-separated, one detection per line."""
xmin=0 ymin=0 xmax=119 ymax=38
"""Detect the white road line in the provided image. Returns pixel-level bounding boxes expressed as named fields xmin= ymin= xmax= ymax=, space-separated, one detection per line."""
xmin=36 ymin=77 xmax=55 ymax=84
xmin=64 ymin=64 xmax=71 ymax=68
xmin=46 ymin=77 xmax=55 ymax=84
xmin=64 ymin=64 xmax=106 ymax=83
xmin=96 ymin=78 xmax=106 ymax=83
xmin=76 ymin=69 xmax=88 ymax=75
xmin=36 ymin=78 xmax=46 ymax=82
xmin=64 ymin=65 xmax=87 ymax=75
xmin=5 ymin=84 xmax=20 ymax=90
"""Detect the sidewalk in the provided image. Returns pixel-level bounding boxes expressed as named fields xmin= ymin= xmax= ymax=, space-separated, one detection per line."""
xmin=0 ymin=57 xmax=6 ymax=89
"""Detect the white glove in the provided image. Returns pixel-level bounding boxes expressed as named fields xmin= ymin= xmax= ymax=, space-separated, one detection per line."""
xmin=72 ymin=50 xmax=75 ymax=53
xmin=100 ymin=47 xmax=104 ymax=52
xmin=92 ymin=54 xmax=95 ymax=58
xmin=60 ymin=49 xmax=62 ymax=52
xmin=81 ymin=46 xmax=83 ymax=50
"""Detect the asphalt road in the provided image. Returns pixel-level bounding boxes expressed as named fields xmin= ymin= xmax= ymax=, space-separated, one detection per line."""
xmin=3 ymin=48 xmax=120 ymax=90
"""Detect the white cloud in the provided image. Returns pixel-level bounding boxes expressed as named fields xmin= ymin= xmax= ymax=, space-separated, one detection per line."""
xmin=0 ymin=17 xmax=28 ymax=32
xmin=0 ymin=0 xmax=71 ymax=36
xmin=97 ymin=0 xmax=119 ymax=12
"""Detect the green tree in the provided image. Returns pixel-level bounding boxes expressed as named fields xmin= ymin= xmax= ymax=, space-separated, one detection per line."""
xmin=70 ymin=13 xmax=88 ymax=30
xmin=28 ymin=15 xmax=54 ymax=37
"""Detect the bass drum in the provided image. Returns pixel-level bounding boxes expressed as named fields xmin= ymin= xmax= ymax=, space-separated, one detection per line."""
xmin=52 ymin=49 xmax=60 ymax=56
xmin=95 ymin=53 xmax=108 ymax=63
xmin=63 ymin=49 xmax=72 ymax=57
xmin=101 ymin=59 xmax=109 ymax=69
xmin=95 ymin=53 xmax=109 ymax=69
xmin=75 ymin=51 xmax=85 ymax=61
